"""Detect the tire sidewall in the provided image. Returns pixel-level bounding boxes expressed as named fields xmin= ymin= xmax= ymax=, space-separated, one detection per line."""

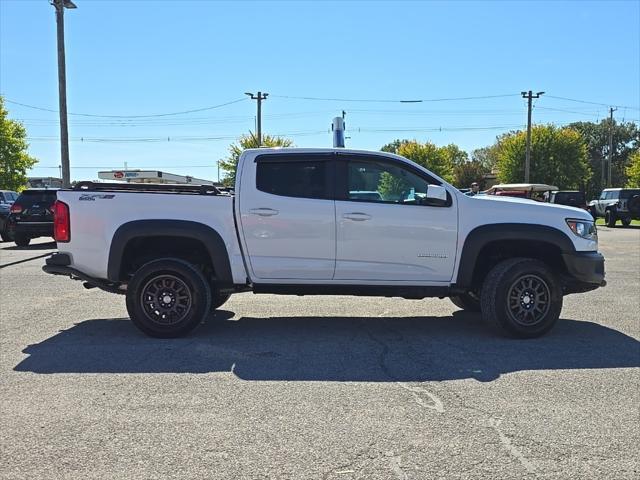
xmin=486 ymin=260 xmax=563 ymax=338
xmin=126 ymin=259 xmax=211 ymax=338
xmin=14 ymin=234 xmax=30 ymax=247
xmin=605 ymin=209 xmax=617 ymax=227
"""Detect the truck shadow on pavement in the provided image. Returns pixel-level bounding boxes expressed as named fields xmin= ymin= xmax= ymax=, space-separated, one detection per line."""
xmin=14 ymin=311 xmax=640 ymax=382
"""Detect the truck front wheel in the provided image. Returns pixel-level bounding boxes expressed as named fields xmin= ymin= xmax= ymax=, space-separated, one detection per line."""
xmin=480 ymin=258 xmax=563 ymax=338
xmin=126 ymin=258 xmax=212 ymax=338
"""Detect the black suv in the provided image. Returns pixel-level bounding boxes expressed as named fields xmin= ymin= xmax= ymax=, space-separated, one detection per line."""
xmin=548 ymin=190 xmax=587 ymax=210
xmin=6 ymin=189 xmax=58 ymax=246
xmin=588 ymin=188 xmax=640 ymax=227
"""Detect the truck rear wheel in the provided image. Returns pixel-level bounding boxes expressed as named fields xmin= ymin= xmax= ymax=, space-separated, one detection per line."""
xmin=450 ymin=292 xmax=480 ymax=312
xmin=126 ymin=258 xmax=212 ymax=338
xmin=480 ymin=258 xmax=563 ymax=338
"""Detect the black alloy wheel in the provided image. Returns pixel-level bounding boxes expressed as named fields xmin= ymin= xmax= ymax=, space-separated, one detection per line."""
xmin=506 ymin=274 xmax=551 ymax=327
xmin=140 ymin=274 xmax=193 ymax=326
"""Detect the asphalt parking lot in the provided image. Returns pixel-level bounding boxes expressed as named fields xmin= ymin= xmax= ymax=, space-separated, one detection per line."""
xmin=1 ymin=227 xmax=638 ymax=479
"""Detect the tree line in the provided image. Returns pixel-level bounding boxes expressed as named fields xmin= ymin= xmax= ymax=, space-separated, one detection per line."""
xmin=220 ymin=120 xmax=640 ymax=198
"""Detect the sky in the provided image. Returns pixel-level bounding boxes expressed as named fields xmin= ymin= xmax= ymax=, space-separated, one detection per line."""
xmin=1 ymin=0 xmax=639 ymax=182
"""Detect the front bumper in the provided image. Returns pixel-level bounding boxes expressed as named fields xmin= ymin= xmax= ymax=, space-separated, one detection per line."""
xmin=562 ymin=251 xmax=606 ymax=293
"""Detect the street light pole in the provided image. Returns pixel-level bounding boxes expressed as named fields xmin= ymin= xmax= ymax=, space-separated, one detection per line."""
xmin=52 ymin=0 xmax=76 ymax=188
xmin=521 ymin=90 xmax=544 ymax=183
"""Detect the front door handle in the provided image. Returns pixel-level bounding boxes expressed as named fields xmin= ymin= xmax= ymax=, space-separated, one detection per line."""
xmin=249 ymin=208 xmax=279 ymax=217
xmin=342 ymin=212 xmax=372 ymax=221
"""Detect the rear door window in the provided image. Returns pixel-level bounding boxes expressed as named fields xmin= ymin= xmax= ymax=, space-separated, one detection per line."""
xmin=256 ymin=160 xmax=330 ymax=199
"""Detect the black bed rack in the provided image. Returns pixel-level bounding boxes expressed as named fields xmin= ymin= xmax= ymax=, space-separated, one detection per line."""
xmin=72 ymin=181 xmax=222 ymax=196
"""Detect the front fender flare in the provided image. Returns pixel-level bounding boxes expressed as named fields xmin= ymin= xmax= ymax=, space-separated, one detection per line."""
xmin=455 ymin=223 xmax=575 ymax=288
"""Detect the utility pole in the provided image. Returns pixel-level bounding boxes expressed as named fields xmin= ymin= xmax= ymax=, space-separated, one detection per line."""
xmin=245 ymin=92 xmax=268 ymax=146
xmin=521 ymin=90 xmax=545 ymax=183
xmin=607 ymin=107 xmax=617 ymax=187
xmin=52 ymin=0 xmax=76 ymax=188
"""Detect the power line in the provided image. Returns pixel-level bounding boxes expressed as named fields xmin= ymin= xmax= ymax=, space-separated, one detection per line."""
xmin=545 ymin=95 xmax=640 ymax=110
xmin=270 ymin=94 xmax=521 ymax=103
xmin=3 ymin=97 xmax=248 ymax=118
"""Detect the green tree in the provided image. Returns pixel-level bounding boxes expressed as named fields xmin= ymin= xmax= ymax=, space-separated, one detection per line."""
xmin=380 ymin=139 xmax=455 ymax=183
xmin=568 ymin=120 xmax=639 ymax=197
xmin=453 ymin=160 xmax=490 ymax=189
xmin=626 ymin=149 xmax=640 ymax=188
xmin=0 ymin=96 xmax=37 ymax=191
xmin=471 ymin=144 xmax=500 ymax=171
xmin=440 ymin=143 xmax=468 ymax=167
xmin=218 ymin=133 xmax=293 ymax=187
xmin=377 ymin=172 xmax=410 ymax=200
xmin=495 ymin=125 xmax=591 ymax=189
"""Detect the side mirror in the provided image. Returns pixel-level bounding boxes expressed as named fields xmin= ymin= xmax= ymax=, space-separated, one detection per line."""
xmin=425 ymin=184 xmax=448 ymax=205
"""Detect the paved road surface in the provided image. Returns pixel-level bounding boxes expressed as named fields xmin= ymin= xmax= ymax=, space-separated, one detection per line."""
xmin=1 ymin=227 xmax=638 ymax=479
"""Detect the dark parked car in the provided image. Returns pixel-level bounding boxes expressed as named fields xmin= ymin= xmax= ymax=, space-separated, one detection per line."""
xmin=588 ymin=188 xmax=640 ymax=227
xmin=6 ymin=189 xmax=58 ymax=246
xmin=0 ymin=190 xmax=20 ymax=241
xmin=548 ymin=191 xmax=587 ymax=210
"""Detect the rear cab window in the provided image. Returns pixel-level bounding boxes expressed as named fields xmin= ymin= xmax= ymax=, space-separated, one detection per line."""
xmin=16 ymin=190 xmax=58 ymax=207
xmin=255 ymin=154 xmax=333 ymax=200
xmin=553 ymin=192 xmax=585 ymax=206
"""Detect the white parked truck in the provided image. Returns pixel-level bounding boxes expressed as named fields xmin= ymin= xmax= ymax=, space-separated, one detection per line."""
xmin=44 ymin=148 xmax=605 ymax=338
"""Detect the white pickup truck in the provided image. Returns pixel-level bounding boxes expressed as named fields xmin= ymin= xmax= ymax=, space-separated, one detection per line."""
xmin=44 ymin=148 xmax=605 ymax=338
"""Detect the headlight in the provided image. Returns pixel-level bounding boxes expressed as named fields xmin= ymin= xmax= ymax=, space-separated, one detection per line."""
xmin=566 ymin=219 xmax=597 ymax=241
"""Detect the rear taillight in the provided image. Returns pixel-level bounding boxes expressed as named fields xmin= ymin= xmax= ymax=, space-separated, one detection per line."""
xmin=10 ymin=204 xmax=22 ymax=214
xmin=53 ymin=200 xmax=70 ymax=242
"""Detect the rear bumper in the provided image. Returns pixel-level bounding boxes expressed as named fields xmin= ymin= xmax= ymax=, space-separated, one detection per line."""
xmin=562 ymin=251 xmax=606 ymax=293
xmin=43 ymin=253 xmax=124 ymax=295
xmin=13 ymin=221 xmax=53 ymax=237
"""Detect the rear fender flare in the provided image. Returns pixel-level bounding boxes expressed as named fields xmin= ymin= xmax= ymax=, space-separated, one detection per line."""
xmin=107 ymin=220 xmax=232 ymax=285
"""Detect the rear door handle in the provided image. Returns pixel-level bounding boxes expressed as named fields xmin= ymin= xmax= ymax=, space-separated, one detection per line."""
xmin=342 ymin=212 xmax=372 ymax=221
xmin=249 ymin=208 xmax=279 ymax=217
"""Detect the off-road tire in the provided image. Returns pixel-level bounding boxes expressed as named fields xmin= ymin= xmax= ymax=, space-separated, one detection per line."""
xmin=126 ymin=258 xmax=212 ymax=338
xmin=450 ymin=292 xmax=481 ymax=312
xmin=605 ymin=209 xmax=617 ymax=228
xmin=480 ymin=257 xmax=563 ymax=338
xmin=621 ymin=217 xmax=632 ymax=227
xmin=14 ymin=234 xmax=30 ymax=247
